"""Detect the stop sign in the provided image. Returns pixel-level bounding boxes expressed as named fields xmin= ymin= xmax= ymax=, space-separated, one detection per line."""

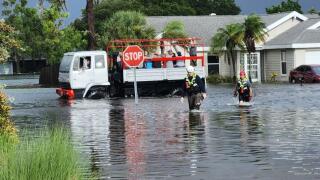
xmin=122 ymin=45 xmax=144 ymax=68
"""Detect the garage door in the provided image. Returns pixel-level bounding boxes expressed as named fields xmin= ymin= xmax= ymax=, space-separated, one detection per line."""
xmin=305 ymin=51 xmax=320 ymax=64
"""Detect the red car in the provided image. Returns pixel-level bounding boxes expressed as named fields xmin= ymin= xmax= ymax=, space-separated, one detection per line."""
xmin=289 ymin=65 xmax=320 ymax=83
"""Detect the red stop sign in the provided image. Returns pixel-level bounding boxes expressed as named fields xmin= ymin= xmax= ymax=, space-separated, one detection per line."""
xmin=122 ymin=45 xmax=144 ymax=68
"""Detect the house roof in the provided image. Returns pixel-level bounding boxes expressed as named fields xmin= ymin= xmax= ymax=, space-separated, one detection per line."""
xmin=264 ymin=18 xmax=320 ymax=48
xmin=146 ymin=12 xmax=295 ymax=46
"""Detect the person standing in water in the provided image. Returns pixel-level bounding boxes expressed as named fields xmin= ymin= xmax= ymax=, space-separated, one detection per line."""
xmin=234 ymin=71 xmax=253 ymax=105
xmin=181 ymin=66 xmax=207 ymax=110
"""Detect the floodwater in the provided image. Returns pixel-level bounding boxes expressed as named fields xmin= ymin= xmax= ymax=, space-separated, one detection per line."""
xmin=3 ymin=76 xmax=320 ymax=179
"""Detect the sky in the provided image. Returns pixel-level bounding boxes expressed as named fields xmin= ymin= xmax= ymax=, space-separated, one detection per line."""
xmin=1 ymin=0 xmax=320 ymax=25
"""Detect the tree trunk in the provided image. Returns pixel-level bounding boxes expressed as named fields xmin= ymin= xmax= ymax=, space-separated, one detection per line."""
xmin=87 ymin=0 xmax=96 ymax=50
xmin=38 ymin=0 xmax=44 ymax=14
xmin=232 ymin=51 xmax=237 ymax=83
xmin=14 ymin=51 xmax=21 ymax=74
xmin=248 ymin=52 xmax=252 ymax=83
xmin=229 ymin=50 xmax=236 ymax=83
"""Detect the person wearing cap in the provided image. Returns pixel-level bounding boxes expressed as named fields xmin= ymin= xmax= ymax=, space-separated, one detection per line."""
xmin=181 ymin=66 xmax=207 ymax=110
xmin=234 ymin=70 xmax=253 ymax=104
xmin=175 ymin=51 xmax=185 ymax=67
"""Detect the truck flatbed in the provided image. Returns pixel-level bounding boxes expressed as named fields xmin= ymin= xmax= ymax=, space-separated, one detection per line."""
xmin=123 ymin=66 xmax=205 ymax=82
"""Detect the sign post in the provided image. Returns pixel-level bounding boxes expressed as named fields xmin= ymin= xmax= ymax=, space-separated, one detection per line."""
xmin=122 ymin=45 xmax=144 ymax=104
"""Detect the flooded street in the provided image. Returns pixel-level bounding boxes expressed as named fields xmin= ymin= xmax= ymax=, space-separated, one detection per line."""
xmin=3 ymin=76 xmax=320 ymax=179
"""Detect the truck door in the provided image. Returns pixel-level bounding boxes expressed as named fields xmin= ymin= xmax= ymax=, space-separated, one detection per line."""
xmin=71 ymin=56 xmax=94 ymax=89
xmin=93 ymin=54 xmax=108 ymax=83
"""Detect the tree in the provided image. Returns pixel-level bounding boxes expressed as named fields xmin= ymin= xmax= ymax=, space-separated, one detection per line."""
xmin=0 ymin=20 xmax=21 ymax=63
xmin=162 ymin=20 xmax=188 ymax=39
xmin=38 ymin=0 xmax=66 ymax=13
xmin=210 ymin=23 xmax=244 ymax=81
xmin=2 ymin=0 xmax=42 ymax=72
xmin=92 ymin=0 xmax=139 ymax=34
xmin=41 ymin=5 xmax=86 ymax=64
xmin=0 ymin=21 xmax=19 ymax=142
xmin=162 ymin=20 xmax=189 ymax=54
xmin=99 ymin=11 xmax=155 ymax=49
xmin=186 ymin=0 xmax=240 ymax=15
xmin=308 ymin=7 xmax=318 ymax=14
xmin=74 ymin=0 xmax=242 ymax=46
xmin=141 ymin=1 xmax=196 ymax=16
xmin=266 ymin=0 xmax=303 ymax=14
xmin=86 ymin=0 xmax=96 ymax=50
xmin=36 ymin=0 xmax=95 ymax=50
xmin=243 ymin=14 xmax=267 ymax=83
xmin=2 ymin=1 xmax=86 ymax=66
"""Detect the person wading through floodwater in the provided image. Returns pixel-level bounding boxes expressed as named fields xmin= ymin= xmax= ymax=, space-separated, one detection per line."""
xmin=181 ymin=66 xmax=207 ymax=110
xmin=234 ymin=70 xmax=253 ymax=105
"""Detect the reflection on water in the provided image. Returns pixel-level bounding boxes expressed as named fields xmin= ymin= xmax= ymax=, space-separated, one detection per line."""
xmin=0 ymin=75 xmax=39 ymax=86
xmin=4 ymin=83 xmax=320 ymax=179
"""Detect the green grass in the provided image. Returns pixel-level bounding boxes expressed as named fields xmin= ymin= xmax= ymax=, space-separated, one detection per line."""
xmin=0 ymin=129 xmax=90 ymax=180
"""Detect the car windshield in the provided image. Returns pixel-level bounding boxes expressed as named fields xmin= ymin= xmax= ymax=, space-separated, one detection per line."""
xmin=312 ymin=66 xmax=320 ymax=75
xmin=59 ymin=55 xmax=73 ymax=73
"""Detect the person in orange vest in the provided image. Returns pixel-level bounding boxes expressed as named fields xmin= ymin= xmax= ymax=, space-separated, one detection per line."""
xmin=181 ymin=66 xmax=207 ymax=110
xmin=234 ymin=70 xmax=253 ymax=105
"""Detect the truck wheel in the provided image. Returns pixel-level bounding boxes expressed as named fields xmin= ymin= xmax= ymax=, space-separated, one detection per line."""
xmin=87 ymin=90 xmax=106 ymax=99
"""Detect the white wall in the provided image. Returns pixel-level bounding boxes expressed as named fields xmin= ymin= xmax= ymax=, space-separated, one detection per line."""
xmin=0 ymin=62 xmax=13 ymax=75
xmin=285 ymin=50 xmax=294 ymax=81
xmin=266 ymin=18 xmax=302 ymax=41
xmin=265 ymin=50 xmax=281 ymax=81
xmin=264 ymin=49 xmax=294 ymax=82
xmin=305 ymin=49 xmax=320 ymax=64
xmin=219 ymin=54 xmax=233 ymax=77
xmin=294 ymin=49 xmax=305 ymax=67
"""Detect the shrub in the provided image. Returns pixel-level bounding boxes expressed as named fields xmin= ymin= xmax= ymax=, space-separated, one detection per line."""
xmin=206 ymin=74 xmax=233 ymax=84
xmin=0 ymin=89 xmax=18 ymax=143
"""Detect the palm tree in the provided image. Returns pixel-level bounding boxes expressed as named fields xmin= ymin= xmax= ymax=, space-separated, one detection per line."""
xmin=162 ymin=20 xmax=188 ymax=54
xmin=243 ymin=14 xmax=267 ymax=83
xmin=211 ymin=23 xmax=244 ymax=82
xmin=86 ymin=0 xmax=96 ymax=50
xmin=162 ymin=20 xmax=187 ymax=39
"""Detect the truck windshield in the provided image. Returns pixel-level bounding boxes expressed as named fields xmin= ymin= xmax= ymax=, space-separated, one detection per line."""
xmin=59 ymin=55 xmax=73 ymax=73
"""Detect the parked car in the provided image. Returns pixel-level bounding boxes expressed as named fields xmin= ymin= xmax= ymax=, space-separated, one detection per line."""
xmin=289 ymin=65 xmax=320 ymax=83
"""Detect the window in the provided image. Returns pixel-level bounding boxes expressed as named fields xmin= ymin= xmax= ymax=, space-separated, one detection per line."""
xmin=305 ymin=66 xmax=312 ymax=72
xmin=240 ymin=53 xmax=245 ymax=70
xmin=208 ymin=55 xmax=219 ymax=74
xmin=312 ymin=66 xmax=320 ymax=75
xmin=73 ymin=56 xmax=80 ymax=71
xmin=59 ymin=55 xmax=73 ymax=73
xmin=281 ymin=50 xmax=287 ymax=75
xmin=95 ymin=55 xmax=105 ymax=69
xmin=73 ymin=56 xmax=92 ymax=71
xmin=295 ymin=66 xmax=302 ymax=72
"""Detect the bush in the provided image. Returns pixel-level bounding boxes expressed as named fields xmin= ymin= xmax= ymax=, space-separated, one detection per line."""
xmin=0 ymin=90 xmax=18 ymax=143
xmin=206 ymin=74 xmax=233 ymax=84
xmin=0 ymin=129 xmax=90 ymax=180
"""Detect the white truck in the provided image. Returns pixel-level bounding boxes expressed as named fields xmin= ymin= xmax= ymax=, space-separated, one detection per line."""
xmin=56 ymin=38 xmax=206 ymax=99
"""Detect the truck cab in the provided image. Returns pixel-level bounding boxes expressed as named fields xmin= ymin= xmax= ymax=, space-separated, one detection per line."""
xmin=56 ymin=51 xmax=110 ymax=99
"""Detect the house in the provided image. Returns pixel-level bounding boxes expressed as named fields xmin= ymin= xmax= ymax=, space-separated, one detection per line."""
xmin=0 ymin=62 xmax=13 ymax=75
xmin=263 ymin=14 xmax=320 ymax=82
xmin=147 ymin=11 xmax=320 ymax=82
